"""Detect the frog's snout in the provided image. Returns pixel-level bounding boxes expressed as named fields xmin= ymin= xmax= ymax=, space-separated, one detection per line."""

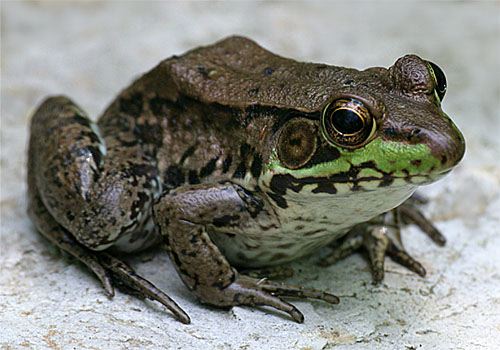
xmin=418 ymin=118 xmax=465 ymax=174
xmin=381 ymin=109 xmax=465 ymax=177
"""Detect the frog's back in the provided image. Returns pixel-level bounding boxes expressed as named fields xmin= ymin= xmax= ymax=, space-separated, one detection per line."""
xmin=161 ymin=35 xmax=348 ymax=112
xmin=97 ymin=37 xmax=293 ymax=193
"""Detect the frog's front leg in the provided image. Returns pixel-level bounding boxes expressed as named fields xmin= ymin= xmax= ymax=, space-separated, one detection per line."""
xmin=319 ymin=196 xmax=446 ymax=284
xmin=154 ymin=183 xmax=339 ymax=323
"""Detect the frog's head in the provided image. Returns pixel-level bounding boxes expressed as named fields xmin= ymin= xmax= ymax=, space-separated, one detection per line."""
xmin=262 ymin=54 xmax=465 ymax=202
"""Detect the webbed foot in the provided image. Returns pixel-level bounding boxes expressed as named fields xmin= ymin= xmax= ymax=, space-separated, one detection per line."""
xmin=319 ymin=194 xmax=445 ymax=284
xmin=98 ymin=252 xmax=191 ymax=324
xmin=28 ymin=188 xmax=190 ymax=324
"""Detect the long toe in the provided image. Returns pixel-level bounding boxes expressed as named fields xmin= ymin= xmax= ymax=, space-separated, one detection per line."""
xmin=225 ymin=276 xmax=305 ymax=323
xmin=399 ymin=204 xmax=446 ymax=246
xmin=99 ymin=253 xmax=191 ymax=324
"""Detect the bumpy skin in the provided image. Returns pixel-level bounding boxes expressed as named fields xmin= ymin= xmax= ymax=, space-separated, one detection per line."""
xmin=27 ymin=36 xmax=465 ymax=323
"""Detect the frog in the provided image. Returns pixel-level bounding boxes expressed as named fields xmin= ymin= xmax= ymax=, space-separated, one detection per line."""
xmin=27 ymin=36 xmax=465 ymax=324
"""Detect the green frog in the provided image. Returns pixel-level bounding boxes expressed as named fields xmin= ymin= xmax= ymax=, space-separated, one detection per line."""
xmin=27 ymin=36 xmax=465 ymax=324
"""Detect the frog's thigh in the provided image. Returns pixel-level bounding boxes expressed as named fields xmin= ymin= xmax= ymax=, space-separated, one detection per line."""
xmin=29 ymin=96 xmax=156 ymax=250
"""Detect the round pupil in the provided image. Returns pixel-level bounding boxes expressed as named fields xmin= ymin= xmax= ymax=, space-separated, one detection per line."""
xmin=331 ymin=109 xmax=363 ymax=134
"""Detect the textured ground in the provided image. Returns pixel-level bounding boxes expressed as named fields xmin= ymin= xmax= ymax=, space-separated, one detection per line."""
xmin=1 ymin=1 xmax=499 ymax=349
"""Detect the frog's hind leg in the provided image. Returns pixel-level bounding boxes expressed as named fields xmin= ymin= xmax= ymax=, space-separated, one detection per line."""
xmin=319 ymin=197 xmax=446 ymax=284
xmin=28 ymin=96 xmax=161 ymax=251
xmin=27 ymin=181 xmax=190 ymax=323
xmin=27 ymin=180 xmax=114 ymax=296
xmin=27 ymin=96 xmax=190 ymax=323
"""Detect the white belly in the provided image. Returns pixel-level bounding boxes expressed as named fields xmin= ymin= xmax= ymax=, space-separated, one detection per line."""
xmin=211 ymin=182 xmax=417 ymax=268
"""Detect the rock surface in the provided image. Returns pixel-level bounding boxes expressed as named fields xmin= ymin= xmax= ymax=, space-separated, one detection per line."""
xmin=1 ymin=2 xmax=499 ymax=349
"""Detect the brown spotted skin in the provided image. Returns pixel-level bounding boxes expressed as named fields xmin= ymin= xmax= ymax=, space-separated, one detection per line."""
xmin=27 ymin=36 xmax=464 ymax=323
xmin=29 ymin=96 xmax=161 ymax=251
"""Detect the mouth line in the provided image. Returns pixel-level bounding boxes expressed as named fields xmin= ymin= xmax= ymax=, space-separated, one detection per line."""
xmin=325 ymin=172 xmax=435 ymax=185
xmin=268 ymin=172 xmax=440 ymax=199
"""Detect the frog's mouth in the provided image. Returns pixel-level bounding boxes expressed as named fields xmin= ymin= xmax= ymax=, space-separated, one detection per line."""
xmin=267 ymin=171 xmax=434 ymax=197
xmin=293 ymin=160 xmax=450 ymax=195
xmin=262 ymin=169 xmax=451 ymax=210
xmin=266 ymin=149 xmax=450 ymax=193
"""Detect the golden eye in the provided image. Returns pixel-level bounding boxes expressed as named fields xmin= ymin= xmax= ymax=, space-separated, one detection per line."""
xmin=277 ymin=118 xmax=317 ymax=169
xmin=321 ymin=98 xmax=376 ymax=149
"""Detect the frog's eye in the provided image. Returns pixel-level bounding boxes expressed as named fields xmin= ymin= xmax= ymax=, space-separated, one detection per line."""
xmin=277 ymin=118 xmax=317 ymax=169
xmin=321 ymin=98 xmax=376 ymax=149
xmin=427 ymin=61 xmax=447 ymax=101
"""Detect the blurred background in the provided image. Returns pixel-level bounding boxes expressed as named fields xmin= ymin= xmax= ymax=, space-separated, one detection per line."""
xmin=1 ymin=1 xmax=499 ymax=349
